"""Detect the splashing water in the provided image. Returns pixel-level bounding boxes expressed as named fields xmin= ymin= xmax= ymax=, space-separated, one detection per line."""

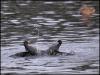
xmin=33 ymin=24 xmax=40 ymax=51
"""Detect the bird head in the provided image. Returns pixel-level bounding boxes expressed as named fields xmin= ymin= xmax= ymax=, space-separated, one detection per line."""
xmin=23 ymin=40 xmax=28 ymax=45
xmin=57 ymin=40 xmax=62 ymax=45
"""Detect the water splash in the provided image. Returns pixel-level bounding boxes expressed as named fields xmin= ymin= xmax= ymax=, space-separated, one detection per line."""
xmin=33 ymin=24 xmax=40 ymax=51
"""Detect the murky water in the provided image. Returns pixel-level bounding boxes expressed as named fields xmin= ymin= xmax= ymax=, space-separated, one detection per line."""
xmin=1 ymin=1 xmax=99 ymax=75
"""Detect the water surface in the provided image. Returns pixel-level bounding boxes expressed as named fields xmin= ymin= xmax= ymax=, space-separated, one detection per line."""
xmin=1 ymin=1 xmax=99 ymax=75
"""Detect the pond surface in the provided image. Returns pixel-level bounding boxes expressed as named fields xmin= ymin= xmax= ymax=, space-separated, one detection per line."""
xmin=1 ymin=1 xmax=99 ymax=75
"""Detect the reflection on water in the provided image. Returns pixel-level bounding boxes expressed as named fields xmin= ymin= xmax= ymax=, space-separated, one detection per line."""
xmin=1 ymin=1 xmax=99 ymax=74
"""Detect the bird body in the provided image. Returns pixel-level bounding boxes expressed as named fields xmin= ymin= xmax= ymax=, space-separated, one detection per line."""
xmin=47 ymin=40 xmax=62 ymax=55
xmin=24 ymin=41 xmax=37 ymax=55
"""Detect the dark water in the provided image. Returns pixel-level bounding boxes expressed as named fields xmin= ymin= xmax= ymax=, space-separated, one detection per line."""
xmin=1 ymin=1 xmax=99 ymax=75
